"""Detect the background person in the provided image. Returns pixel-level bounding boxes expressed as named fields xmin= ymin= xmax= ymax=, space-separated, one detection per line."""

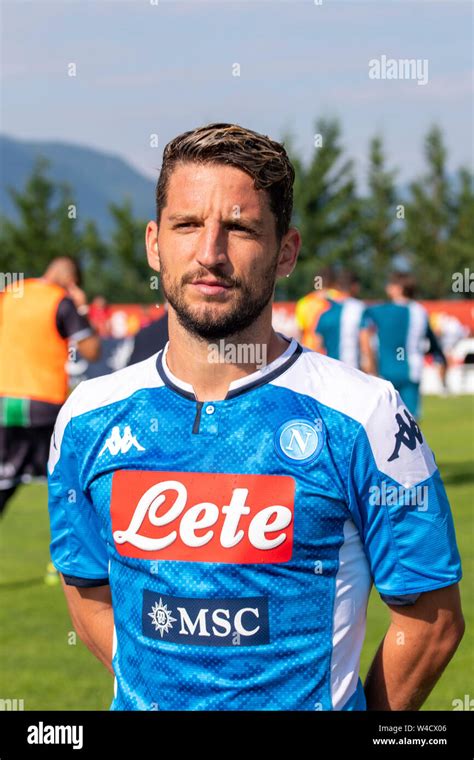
xmin=314 ymin=269 xmax=365 ymax=368
xmin=0 ymin=256 xmax=100 ymax=516
xmin=360 ymin=271 xmax=447 ymax=418
xmin=295 ymin=265 xmax=342 ymax=350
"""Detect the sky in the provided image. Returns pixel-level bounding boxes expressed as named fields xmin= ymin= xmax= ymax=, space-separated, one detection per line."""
xmin=1 ymin=0 xmax=473 ymax=190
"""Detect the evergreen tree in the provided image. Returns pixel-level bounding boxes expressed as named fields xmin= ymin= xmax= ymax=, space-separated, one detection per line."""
xmin=106 ymin=200 xmax=156 ymax=303
xmin=287 ymin=119 xmax=361 ymax=299
xmin=405 ymin=127 xmax=454 ymax=297
xmin=361 ymin=135 xmax=402 ymax=297
xmin=0 ymin=157 xmax=83 ymax=276
xmin=446 ymin=167 xmax=474 ymax=298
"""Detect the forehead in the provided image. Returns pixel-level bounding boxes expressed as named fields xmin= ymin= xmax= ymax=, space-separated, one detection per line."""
xmin=164 ymin=162 xmax=270 ymax=215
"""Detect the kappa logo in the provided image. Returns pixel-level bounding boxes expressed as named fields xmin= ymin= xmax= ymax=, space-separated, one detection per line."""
xmin=388 ymin=409 xmax=423 ymax=462
xmin=275 ymin=418 xmax=324 ymax=464
xmin=99 ymin=425 xmax=145 ymax=457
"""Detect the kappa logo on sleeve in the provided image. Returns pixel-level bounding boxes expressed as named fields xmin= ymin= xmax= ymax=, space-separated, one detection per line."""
xmin=110 ymin=470 xmax=295 ymax=563
xmin=388 ymin=409 xmax=423 ymax=462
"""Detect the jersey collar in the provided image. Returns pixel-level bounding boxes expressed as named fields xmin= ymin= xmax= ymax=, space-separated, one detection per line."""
xmin=156 ymin=334 xmax=302 ymax=401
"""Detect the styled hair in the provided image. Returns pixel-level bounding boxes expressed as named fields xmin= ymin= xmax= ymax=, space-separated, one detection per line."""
xmin=155 ymin=123 xmax=295 ymax=242
xmin=389 ymin=271 xmax=417 ymax=299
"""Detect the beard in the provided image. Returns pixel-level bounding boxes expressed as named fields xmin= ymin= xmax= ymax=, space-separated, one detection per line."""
xmin=160 ymin=256 xmax=279 ymax=341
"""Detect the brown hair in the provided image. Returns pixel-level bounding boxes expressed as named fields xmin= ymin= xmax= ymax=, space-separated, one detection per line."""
xmin=389 ymin=271 xmax=417 ymax=299
xmin=155 ymin=123 xmax=295 ymax=242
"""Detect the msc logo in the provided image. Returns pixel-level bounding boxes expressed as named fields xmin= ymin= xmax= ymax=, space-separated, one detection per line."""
xmin=275 ymin=419 xmax=324 ymax=464
xmin=142 ymin=590 xmax=270 ymax=646
xmin=99 ymin=425 xmax=145 ymax=457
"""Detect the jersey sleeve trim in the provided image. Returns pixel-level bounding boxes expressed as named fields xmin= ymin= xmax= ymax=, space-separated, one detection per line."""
xmin=61 ymin=572 xmax=110 ymax=588
xmin=69 ymin=328 xmax=93 ymax=343
xmin=377 ymin=576 xmax=462 ymax=599
xmin=380 ymin=592 xmax=421 ymax=606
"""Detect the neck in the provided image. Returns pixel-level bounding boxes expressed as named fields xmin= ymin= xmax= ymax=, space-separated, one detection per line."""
xmin=165 ymin=304 xmax=290 ymax=401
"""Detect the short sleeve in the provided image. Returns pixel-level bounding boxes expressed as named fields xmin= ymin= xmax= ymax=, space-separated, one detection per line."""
xmin=360 ymin=306 xmax=374 ymax=330
xmin=347 ymin=382 xmax=462 ymax=602
xmin=56 ymin=297 xmax=93 ymax=342
xmin=47 ymin=393 xmax=109 ymax=586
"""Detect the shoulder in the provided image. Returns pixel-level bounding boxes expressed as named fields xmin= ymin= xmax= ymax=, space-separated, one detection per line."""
xmin=282 ymin=348 xmax=436 ymax=485
xmin=48 ymin=353 xmax=164 ymax=473
xmin=408 ymin=300 xmax=429 ymax=322
xmin=272 ymin=346 xmax=394 ymax=427
xmin=69 ymin=352 xmax=164 ymax=418
xmin=54 ymin=353 xmax=163 ymax=434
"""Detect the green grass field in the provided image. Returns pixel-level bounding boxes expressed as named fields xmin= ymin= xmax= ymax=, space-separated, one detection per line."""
xmin=0 ymin=396 xmax=472 ymax=710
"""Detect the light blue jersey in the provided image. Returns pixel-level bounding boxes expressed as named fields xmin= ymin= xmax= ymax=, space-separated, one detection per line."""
xmin=316 ymin=297 xmax=365 ymax=367
xmin=48 ymin=337 xmax=461 ymax=711
xmin=362 ymin=301 xmax=429 ymax=385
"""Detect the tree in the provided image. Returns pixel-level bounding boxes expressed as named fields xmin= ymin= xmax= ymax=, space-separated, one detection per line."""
xmin=0 ymin=157 xmax=83 ymax=276
xmin=446 ymin=167 xmax=474 ymax=298
xmin=404 ymin=127 xmax=455 ymax=298
xmin=361 ymin=135 xmax=402 ymax=297
xmin=285 ymin=118 xmax=361 ymax=299
xmin=105 ymin=200 xmax=157 ymax=303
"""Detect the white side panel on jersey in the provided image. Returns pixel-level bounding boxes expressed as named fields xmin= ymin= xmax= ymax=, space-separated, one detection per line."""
xmin=364 ymin=391 xmax=436 ymax=486
xmin=407 ymin=302 xmax=428 ymax=383
xmin=340 ymin=299 xmax=364 ymax=368
xmin=331 ymin=519 xmax=372 ymax=709
xmin=270 ymin=348 xmax=437 ymax=487
xmin=48 ymin=354 xmax=164 ymax=474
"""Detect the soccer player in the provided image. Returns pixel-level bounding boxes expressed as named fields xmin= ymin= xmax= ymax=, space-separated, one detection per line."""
xmin=360 ymin=272 xmax=447 ymax=418
xmin=0 ymin=257 xmax=100 ymax=516
xmin=48 ymin=124 xmax=463 ymax=711
xmin=295 ymin=266 xmax=342 ymax=350
xmin=314 ymin=269 xmax=365 ymax=368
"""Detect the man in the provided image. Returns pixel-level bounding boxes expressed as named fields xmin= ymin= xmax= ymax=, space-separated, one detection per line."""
xmin=314 ymin=269 xmax=365 ymax=368
xmin=48 ymin=124 xmax=463 ymax=711
xmin=0 ymin=257 xmax=100 ymax=515
xmin=360 ymin=272 xmax=447 ymax=418
xmin=295 ymin=266 xmax=342 ymax=350
xmin=127 ymin=305 xmax=169 ymax=366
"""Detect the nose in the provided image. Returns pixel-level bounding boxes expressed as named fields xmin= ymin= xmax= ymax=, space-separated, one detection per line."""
xmin=195 ymin=223 xmax=228 ymax=269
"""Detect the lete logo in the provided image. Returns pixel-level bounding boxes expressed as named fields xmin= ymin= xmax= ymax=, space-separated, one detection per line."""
xmin=111 ymin=470 xmax=295 ymax=563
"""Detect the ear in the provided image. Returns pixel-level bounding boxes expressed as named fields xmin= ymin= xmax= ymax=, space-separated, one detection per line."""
xmin=145 ymin=221 xmax=160 ymax=272
xmin=275 ymin=227 xmax=301 ymax=279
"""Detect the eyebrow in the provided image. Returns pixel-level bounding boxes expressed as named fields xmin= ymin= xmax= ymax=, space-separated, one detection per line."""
xmin=167 ymin=213 xmax=264 ymax=233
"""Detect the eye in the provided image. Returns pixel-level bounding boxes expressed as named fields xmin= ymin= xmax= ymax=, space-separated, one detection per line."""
xmin=175 ymin=222 xmax=197 ymax=228
xmin=228 ymin=223 xmax=255 ymax=234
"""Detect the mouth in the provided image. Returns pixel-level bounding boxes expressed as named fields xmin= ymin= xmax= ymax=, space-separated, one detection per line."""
xmin=190 ymin=279 xmax=233 ymax=296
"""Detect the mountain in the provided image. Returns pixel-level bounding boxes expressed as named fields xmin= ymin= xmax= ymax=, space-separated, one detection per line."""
xmin=0 ymin=135 xmax=156 ymax=238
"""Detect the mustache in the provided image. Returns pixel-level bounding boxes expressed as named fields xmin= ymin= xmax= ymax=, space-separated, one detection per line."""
xmin=183 ymin=272 xmax=240 ymax=288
